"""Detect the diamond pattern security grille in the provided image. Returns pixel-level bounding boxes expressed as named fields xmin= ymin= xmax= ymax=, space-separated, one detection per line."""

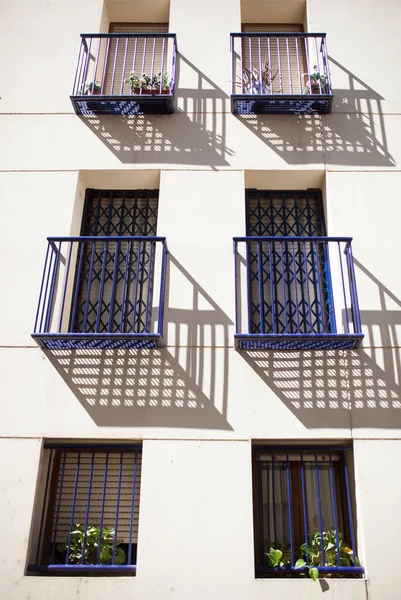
xmin=71 ymin=189 xmax=158 ymax=334
xmin=246 ymin=189 xmax=332 ymax=335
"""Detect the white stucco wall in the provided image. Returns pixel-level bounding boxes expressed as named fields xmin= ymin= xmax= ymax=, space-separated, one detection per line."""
xmin=1 ymin=0 xmax=401 ymax=599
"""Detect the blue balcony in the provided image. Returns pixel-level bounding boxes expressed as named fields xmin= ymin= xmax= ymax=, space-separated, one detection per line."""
xmin=70 ymin=33 xmax=177 ymax=116
xmin=230 ymin=33 xmax=333 ymax=115
xmin=32 ymin=236 xmax=167 ymax=350
xmin=233 ymin=237 xmax=363 ymax=350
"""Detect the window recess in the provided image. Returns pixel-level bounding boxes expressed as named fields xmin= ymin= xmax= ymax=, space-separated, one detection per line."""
xmin=28 ymin=444 xmax=142 ymax=575
xmin=233 ymin=189 xmax=363 ymax=350
xmin=253 ymin=445 xmax=364 ymax=579
xmin=32 ymin=189 xmax=168 ymax=350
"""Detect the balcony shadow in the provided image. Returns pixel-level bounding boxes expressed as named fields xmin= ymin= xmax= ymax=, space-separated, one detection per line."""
xmin=241 ymin=260 xmax=401 ymax=430
xmin=235 ymin=57 xmax=395 ymax=168
xmin=78 ymin=53 xmax=233 ymax=167
xmin=44 ymin=253 xmax=233 ymax=430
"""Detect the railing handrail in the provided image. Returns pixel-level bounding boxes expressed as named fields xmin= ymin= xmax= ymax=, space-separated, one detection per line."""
xmin=230 ymin=32 xmax=327 ymax=38
xmin=47 ymin=236 xmax=166 ymax=243
xmin=80 ymin=32 xmax=177 ymax=39
xmin=233 ymin=236 xmax=352 ymax=243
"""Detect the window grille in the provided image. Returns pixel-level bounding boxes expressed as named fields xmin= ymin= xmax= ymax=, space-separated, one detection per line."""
xmin=28 ymin=444 xmax=141 ymax=574
xmin=253 ymin=445 xmax=364 ymax=578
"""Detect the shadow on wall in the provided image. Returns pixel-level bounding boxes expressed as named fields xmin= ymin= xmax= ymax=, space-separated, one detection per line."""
xmin=45 ymin=254 xmax=233 ymax=430
xmin=78 ymin=54 xmax=234 ymax=167
xmin=236 ymin=57 xmax=395 ymax=168
xmin=243 ymin=260 xmax=401 ymax=430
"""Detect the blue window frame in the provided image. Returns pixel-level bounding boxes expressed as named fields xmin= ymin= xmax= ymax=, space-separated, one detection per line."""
xmin=253 ymin=445 xmax=364 ymax=579
xmin=28 ymin=443 xmax=141 ymax=574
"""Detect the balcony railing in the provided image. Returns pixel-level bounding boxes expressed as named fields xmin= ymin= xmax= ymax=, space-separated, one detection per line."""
xmin=230 ymin=33 xmax=333 ymax=115
xmin=71 ymin=33 xmax=177 ymax=115
xmin=32 ymin=236 xmax=167 ymax=350
xmin=233 ymin=237 xmax=363 ymax=350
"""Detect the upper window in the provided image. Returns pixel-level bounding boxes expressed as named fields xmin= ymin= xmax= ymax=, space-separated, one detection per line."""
xmin=28 ymin=444 xmax=142 ymax=574
xmin=252 ymin=445 xmax=364 ymax=580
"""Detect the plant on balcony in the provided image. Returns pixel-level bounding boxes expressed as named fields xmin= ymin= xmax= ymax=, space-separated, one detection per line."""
xmin=302 ymin=65 xmax=329 ymax=95
xmin=125 ymin=71 xmax=170 ymax=94
xmin=84 ymin=81 xmax=102 ymax=95
xmin=240 ymin=61 xmax=278 ymax=95
xmin=295 ymin=529 xmax=359 ymax=581
xmin=56 ymin=523 xmax=126 ymax=565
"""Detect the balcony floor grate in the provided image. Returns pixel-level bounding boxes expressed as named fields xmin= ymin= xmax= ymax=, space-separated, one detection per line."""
xmin=232 ymin=94 xmax=333 ymax=115
xmin=71 ymin=94 xmax=174 ymax=116
xmin=32 ymin=333 xmax=162 ymax=350
xmin=235 ymin=334 xmax=364 ymax=351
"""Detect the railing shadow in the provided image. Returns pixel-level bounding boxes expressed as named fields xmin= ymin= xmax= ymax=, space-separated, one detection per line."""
xmin=235 ymin=57 xmax=395 ymax=167
xmin=45 ymin=253 xmax=233 ymax=430
xmin=242 ymin=260 xmax=401 ymax=430
xmin=77 ymin=53 xmax=234 ymax=167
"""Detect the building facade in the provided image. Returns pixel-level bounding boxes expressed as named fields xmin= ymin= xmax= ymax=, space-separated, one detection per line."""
xmin=1 ymin=0 xmax=401 ymax=599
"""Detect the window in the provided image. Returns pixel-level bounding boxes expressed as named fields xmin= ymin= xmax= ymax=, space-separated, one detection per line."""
xmin=71 ymin=188 xmax=159 ymax=335
xmin=246 ymin=189 xmax=334 ymax=336
xmin=28 ymin=444 xmax=141 ymax=574
xmin=252 ymin=445 xmax=363 ymax=578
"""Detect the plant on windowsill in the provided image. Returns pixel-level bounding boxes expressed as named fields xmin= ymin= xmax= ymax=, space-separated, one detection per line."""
xmin=239 ymin=61 xmax=278 ymax=95
xmin=295 ymin=529 xmax=360 ymax=581
xmin=56 ymin=523 xmax=126 ymax=565
xmin=84 ymin=81 xmax=102 ymax=95
xmin=302 ymin=65 xmax=329 ymax=95
xmin=125 ymin=71 xmax=170 ymax=95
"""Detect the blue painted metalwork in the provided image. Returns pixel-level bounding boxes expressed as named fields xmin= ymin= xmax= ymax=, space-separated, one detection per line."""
xmin=70 ymin=33 xmax=177 ymax=116
xmin=253 ymin=445 xmax=363 ymax=578
xmin=32 ymin=237 xmax=167 ymax=349
xmin=231 ymin=33 xmax=333 ymax=115
xmin=29 ymin=444 xmax=142 ymax=575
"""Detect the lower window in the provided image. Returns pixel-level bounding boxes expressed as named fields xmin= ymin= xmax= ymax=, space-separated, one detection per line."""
xmin=28 ymin=443 xmax=141 ymax=575
xmin=252 ymin=445 xmax=364 ymax=580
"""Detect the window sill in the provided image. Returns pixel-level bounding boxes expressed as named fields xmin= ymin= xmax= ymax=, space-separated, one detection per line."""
xmin=27 ymin=564 xmax=136 ymax=576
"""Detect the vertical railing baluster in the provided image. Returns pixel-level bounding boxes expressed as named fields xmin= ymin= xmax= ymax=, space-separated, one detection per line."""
xmin=107 ymin=240 xmax=121 ymax=333
xmin=101 ymin=37 xmax=110 ymax=94
xmin=279 ymin=241 xmax=288 ymax=333
xmin=328 ymin=450 xmax=341 ymax=566
xmin=314 ymin=450 xmax=325 ymax=567
xmin=91 ymin=37 xmax=101 ymax=94
xmin=295 ymin=37 xmax=302 ymax=94
xmin=257 ymin=241 xmax=265 ymax=334
xmin=35 ymin=242 xmax=51 ymax=333
xmin=303 ymin=240 xmax=313 ymax=333
xmin=58 ymin=241 xmax=73 ymax=333
xmin=258 ymin=36 xmax=262 ymax=94
xmin=314 ymin=35 xmax=322 ymax=93
xmin=144 ymin=240 xmax=155 ymax=333
xmin=72 ymin=40 xmax=84 ymax=94
xmin=286 ymin=36 xmax=293 ymax=94
xmin=249 ymin=37 xmax=253 ymax=94
xmin=110 ymin=37 xmax=119 ymax=95
xmin=97 ymin=452 xmax=109 ymax=564
xmin=140 ymin=37 xmax=147 ymax=94
xmin=267 ymin=36 xmax=272 ymax=91
xmin=132 ymin=241 xmax=142 ymax=333
xmin=81 ymin=453 xmax=95 ymax=564
xmin=51 ymin=451 xmax=67 ymax=563
xmin=69 ymin=241 xmax=85 ymax=332
xmin=158 ymin=240 xmax=168 ymax=339
xmin=338 ymin=242 xmax=350 ymax=334
xmin=127 ymin=450 xmax=138 ymax=566
xmin=131 ymin=38 xmax=138 ymax=95
xmin=45 ymin=241 xmax=62 ymax=333
xmin=150 ymin=37 xmax=156 ymax=93
xmin=35 ymin=448 xmax=54 ymax=564
xmin=300 ymin=450 xmax=309 ymax=566
xmin=120 ymin=37 xmax=129 ymax=94
xmin=82 ymin=37 xmax=92 ymax=94
xmin=277 ymin=37 xmax=283 ymax=94
xmin=313 ymin=240 xmax=326 ymax=333
xmin=234 ymin=241 xmax=239 ymax=337
xmin=271 ymin=450 xmax=277 ymax=547
xmin=161 ymin=37 xmax=166 ymax=93
xmin=82 ymin=240 xmax=97 ymax=333
xmin=344 ymin=451 xmax=357 ymax=560
xmin=39 ymin=244 xmax=55 ymax=334
xmin=257 ymin=451 xmax=265 ymax=565
xmin=95 ymin=239 xmax=109 ymax=333
xmin=268 ymin=241 xmax=275 ymax=334
xmin=324 ymin=241 xmax=337 ymax=334
xmin=286 ymin=451 xmax=294 ymax=566
xmin=346 ymin=242 xmax=362 ymax=334
xmin=65 ymin=452 xmax=81 ymax=565
xmin=291 ymin=241 xmax=300 ymax=333
xmin=112 ymin=451 xmax=124 ymax=565
xmin=304 ymin=35 xmax=312 ymax=95
xmin=322 ymin=36 xmax=332 ymax=93
xmin=119 ymin=240 xmax=132 ymax=333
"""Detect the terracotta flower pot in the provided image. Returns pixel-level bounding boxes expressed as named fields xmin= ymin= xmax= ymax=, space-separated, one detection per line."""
xmin=85 ymin=89 xmax=101 ymax=95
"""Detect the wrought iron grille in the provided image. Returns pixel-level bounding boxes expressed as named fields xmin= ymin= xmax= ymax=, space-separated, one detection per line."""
xmin=28 ymin=444 xmax=141 ymax=574
xmin=230 ymin=33 xmax=333 ymax=115
xmin=253 ymin=445 xmax=364 ymax=578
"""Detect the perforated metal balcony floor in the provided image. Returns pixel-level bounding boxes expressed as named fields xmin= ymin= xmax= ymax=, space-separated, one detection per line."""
xmin=70 ymin=94 xmax=174 ymax=116
xmin=232 ymin=94 xmax=333 ymax=115
xmin=32 ymin=333 xmax=162 ymax=350
xmin=235 ymin=333 xmax=364 ymax=351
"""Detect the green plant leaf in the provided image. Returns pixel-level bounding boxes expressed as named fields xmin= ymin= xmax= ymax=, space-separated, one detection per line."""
xmin=309 ymin=567 xmax=319 ymax=582
xmin=295 ymin=558 xmax=306 ymax=569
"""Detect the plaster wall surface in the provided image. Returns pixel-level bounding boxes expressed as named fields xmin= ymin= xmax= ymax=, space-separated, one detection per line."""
xmin=1 ymin=0 xmax=401 ymax=598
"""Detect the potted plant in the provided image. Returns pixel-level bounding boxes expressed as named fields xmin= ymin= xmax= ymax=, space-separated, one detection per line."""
xmin=295 ymin=529 xmax=360 ymax=581
xmin=239 ymin=61 xmax=278 ymax=95
xmin=152 ymin=72 xmax=171 ymax=94
xmin=56 ymin=523 xmax=126 ymax=565
xmin=302 ymin=65 xmax=329 ymax=95
xmin=84 ymin=81 xmax=102 ymax=95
